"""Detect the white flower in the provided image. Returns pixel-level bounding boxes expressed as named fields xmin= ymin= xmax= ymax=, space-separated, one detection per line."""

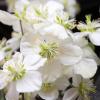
xmin=38 ymin=76 xmax=69 ymax=100
xmin=64 ymin=32 xmax=98 ymax=78
xmin=63 ymin=75 xmax=96 ymax=100
xmin=77 ymin=15 xmax=100 ymax=46
xmin=0 ymin=52 xmax=46 ymax=99
xmin=21 ymin=32 xmax=83 ymax=82
xmin=25 ymin=0 xmax=65 ymax=23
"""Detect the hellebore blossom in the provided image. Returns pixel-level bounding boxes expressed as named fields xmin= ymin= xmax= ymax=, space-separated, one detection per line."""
xmin=77 ymin=15 xmax=100 ymax=46
xmin=64 ymin=33 xmax=98 ymax=78
xmin=38 ymin=76 xmax=69 ymax=100
xmin=20 ymin=31 xmax=83 ymax=82
xmin=63 ymin=75 xmax=96 ymax=100
xmin=0 ymin=52 xmax=46 ymax=100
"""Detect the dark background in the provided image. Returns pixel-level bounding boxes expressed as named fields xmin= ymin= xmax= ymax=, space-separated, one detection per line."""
xmin=0 ymin=0 xmax=100 ymax=100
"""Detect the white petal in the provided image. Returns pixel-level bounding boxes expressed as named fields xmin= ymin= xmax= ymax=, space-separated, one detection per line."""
xmin=67 ymin=0 xmax=78 ymax=17
xmin=0 ymin=71 xmax=9 ymax=89
xmin=6 ymin=82 xmax=19 ymax=100
xmin=7 ymin=37 xmax=20 ymax=51
xmin=74 ymin=58 xmax=97 ymax=78
xmin=40 ymin=60 xmax=64 ymax=82
xmin=0 ymin=51 xmax=5 ymax=62
xmin=39 ymin=89 xmax=58 ymax=100
xmin=89 ymin=32 xmax=100 ymax=46
xmin=15 ymin=0 xmax=29 ymax=13
xmin=72 ymin=75 xmax=82 ymax=87
xmin=41 ymin=24 xmax=68 ymax=40
xmin=83 ymin=46 xmax=100 ymax=65
xmin=0 ymin=10 xmax=20 ymax=32
xmin=13 ymin=52 xmax=24 ymax=66
xmin=55 ymin=76 xmax=70 ymax=90
xmin=20 ymin=33 xmax=41 ymax=56
xmin=44 ymin=1 xmax=64 ymax=16
xmin=63 ymin=88 xmax=78 ymax=100
xmin=60 ymin=44 xmax=83 ymax=65
xmin=24 ymin=55 xmax=46 ymax=70
xmin=73 ymin=33 xmax=88 ymax=47
xmin=3 ymin=60 xmax=16 ymax=71
xmin=20 ymin=42 xmax=35 ymax=56
xmin=16 ymin=71 xmax=42 ymax=92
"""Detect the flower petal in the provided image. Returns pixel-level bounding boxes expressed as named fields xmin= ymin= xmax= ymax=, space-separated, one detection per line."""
xmin=40 ymin=24 xmax=68 ymax=40
xmin=74 ymin=58 xmax=97 ymax=78
xmin=23 ymin=55 xmax=46 ymax=70
xmin=0 ymin=51 xmax=5 ymax=62
xmin=55 ymin=76 xmax=70 ymax=90
xmin=0 ymin=71 xmax=9 ymax=89
xmin=63 ymin=88 xmax=78 ymax=100
xmin=44 ymin=1 xmax=64 ymax=16
xmin=83 ymin=46 xmax=100 ymax=65
xmin=40 ymin=60 xmax=64 ymax=82
xmin=89 ymin=32 xmax=100 ymax=46
xmin=6 ymin=82 xmax=19 ymax=100
xmin=72 ymin=75 xmax=82 ymax=87
xmin=60 ymin=44 xmax=83 ymax=65
xmin=0 ymin=10 xmax=20 ymax=32
xmin=39 ymin=89 xmax=58 ymax=100
xmin=16 ymin=71 xmax=42 ymax=92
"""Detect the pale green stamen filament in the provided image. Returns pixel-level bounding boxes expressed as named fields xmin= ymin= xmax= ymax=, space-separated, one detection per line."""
xmin=7 ymin=65 xmax=26 ymax=81
xmin=40 ymin=42 xmax=59 ymax=59
xmin=81 ymin=15 xmax=96 ymax=32
xmin=78 ymin=81 xmax=96 ymax=99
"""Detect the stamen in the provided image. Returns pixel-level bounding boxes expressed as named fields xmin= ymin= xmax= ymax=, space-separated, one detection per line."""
xmin=39 ymin=42 xmax=59 ymax=59
xmin=7 ymin=65 xmax=26 ymax=81
xmin=41 ymin=83 xmax=55 ymax=92
xmin=78 ymin=81 xmax=96 ymax=100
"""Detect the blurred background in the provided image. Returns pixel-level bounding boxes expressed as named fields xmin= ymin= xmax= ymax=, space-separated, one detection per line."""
xmin=0 ymin=0 xmax=100 ymax=100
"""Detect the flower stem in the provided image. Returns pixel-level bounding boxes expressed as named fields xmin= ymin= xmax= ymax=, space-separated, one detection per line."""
xmin=20 ymin=20 xmax=24 ymax=35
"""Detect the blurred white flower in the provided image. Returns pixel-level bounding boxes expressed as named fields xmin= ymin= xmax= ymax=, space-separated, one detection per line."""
xmin=0 ymin=38 xmax=13 ymax=65
xmin=77 ymin=15 xmax=100 ymax=46
xmin=38 ymin=76 xmax=69 ymax=100
xmin=0 ymin=10 xmax=35 ymax=34
xmin=63 ymin=75 xmax=96 ymax=100
xmin=65 ymin=33 xmax=98 ymax=78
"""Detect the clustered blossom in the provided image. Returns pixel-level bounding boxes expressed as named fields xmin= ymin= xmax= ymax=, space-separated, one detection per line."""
xmin=0 ymin=0 xmax=99 ymax=100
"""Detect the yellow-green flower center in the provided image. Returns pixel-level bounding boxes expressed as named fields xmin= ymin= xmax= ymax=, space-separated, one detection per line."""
xmin=78 ymin=81 xmax=96 ymax=99
xmin=7 ymin=65 xmax=26 ymax=81
xmin=41 ymin=83 xmax=55 ymax=92
xmin=39 ymin=42 xmax=59 ymax=59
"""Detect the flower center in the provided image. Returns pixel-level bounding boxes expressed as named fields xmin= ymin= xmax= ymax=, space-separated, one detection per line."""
xmin=41 ymin=83 xmax=55 ymax=92
xmin=7 ymin=65 xmax=26 ymax=81
xmin=78 ymin=81 xmax=96 ymax=99
xmin=39 ymin=42 xmax=59 ymax=59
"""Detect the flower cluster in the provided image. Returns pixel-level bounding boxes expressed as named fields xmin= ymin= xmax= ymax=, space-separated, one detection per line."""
xmin=0 ymin=0 xmax=99 ymax=100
